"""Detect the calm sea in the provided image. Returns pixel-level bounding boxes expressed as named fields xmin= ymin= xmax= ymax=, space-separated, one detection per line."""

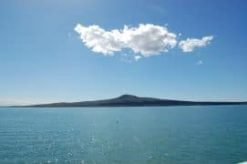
xmin=0 ymin=106 xmax=247 ymax=163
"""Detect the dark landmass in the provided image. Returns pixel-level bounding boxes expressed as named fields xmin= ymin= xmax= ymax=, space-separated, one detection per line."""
xmin=19 ymin=94 xmax=247 ymax=107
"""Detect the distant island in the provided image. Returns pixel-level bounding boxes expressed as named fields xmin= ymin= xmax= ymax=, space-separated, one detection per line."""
xmin=19 ymin=94 xmax=247 ymax=107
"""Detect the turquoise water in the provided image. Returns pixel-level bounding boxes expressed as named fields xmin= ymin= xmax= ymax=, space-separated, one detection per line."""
xmin=0 ymin=106 xmax=247 ymax=163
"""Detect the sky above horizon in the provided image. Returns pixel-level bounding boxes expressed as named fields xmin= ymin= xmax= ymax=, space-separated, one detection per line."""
xmin=0 ymin=0 xmax=247 ymax=105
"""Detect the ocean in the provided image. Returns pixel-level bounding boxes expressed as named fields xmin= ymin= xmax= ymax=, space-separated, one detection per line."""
xmin=0 ymin=106 xmax=247 ymax=163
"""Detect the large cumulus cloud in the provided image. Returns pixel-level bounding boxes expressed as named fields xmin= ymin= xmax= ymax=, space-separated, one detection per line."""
xmin=74 ymin=23 xmax=213 ymax=59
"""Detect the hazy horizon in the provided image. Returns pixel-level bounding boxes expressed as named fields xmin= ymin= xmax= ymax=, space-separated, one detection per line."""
xmin=1 ymin=94 xmax=247 ymax=106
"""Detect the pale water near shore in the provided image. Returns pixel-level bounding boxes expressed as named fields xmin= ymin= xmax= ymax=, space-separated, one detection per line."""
xmin=0 ymin=106 xmax=247 ymax=163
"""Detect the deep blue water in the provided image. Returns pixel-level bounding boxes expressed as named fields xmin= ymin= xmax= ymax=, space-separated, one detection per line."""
xmin=0 ymin=106 xmax=247 ymax=163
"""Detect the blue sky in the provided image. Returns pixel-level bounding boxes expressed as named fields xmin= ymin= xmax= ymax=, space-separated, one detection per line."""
xmin=0 ymin=0 xmax=247 ymax=105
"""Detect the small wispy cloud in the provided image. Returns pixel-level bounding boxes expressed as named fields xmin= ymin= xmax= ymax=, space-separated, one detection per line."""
xmin=196 ymin=60 xmax=203 ymax=65
xmin=179 ymin=36 xmax=214 ymax=52
xmin=67 ymin=32 xmax=72 ymax=38
xmin=134 ymin=56 xmax=142 ymax=61
xmin=74 ymin=23 xmax=214 ymax=60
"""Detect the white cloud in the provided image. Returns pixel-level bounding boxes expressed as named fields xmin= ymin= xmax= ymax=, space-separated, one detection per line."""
xmin=74 ymin=23 xmax=214 ymax=60
xmin=179 ymin=36 xmax=214 ymax=52
xmin=120 ymin=24 xmax=177 ymax=56
xmin=74 ymin=24 xmax=177 ymax=56
xmin=74 ymin=25 xmax=123 ymax=55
